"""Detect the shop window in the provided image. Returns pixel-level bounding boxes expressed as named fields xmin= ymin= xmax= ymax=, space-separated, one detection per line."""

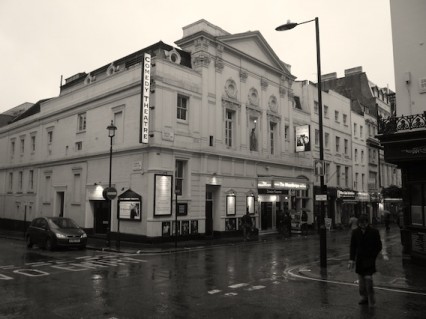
xmin=410 ymin=184 xmax=423 ymax=226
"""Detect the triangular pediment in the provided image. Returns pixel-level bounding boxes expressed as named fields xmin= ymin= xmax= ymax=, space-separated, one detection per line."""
xmin=218 ymin=31 xmax=291 ymax=75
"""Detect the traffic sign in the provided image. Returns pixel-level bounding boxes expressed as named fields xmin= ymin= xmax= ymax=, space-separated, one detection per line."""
xmin=314 ymin=159 xmax=325 ymax=176
xmin=315 ymin=194 xmax=327 ymax=201
xmin=103 ymin=187 xmax=118 ymax=200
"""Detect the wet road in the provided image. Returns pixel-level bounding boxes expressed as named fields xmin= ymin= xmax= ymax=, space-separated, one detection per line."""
xmin=1 ymin=230 xmax=425 ymax=318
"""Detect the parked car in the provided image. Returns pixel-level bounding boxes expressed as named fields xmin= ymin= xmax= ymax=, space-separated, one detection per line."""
xmin=26 ymin=217 xmax=87 ymax=250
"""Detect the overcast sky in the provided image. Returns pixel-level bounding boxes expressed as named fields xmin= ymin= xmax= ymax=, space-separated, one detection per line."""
xmin=0 ymin=0 xmax=394 ymax=113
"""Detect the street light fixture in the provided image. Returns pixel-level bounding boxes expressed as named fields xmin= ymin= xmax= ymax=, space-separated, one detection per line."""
xmin=106 ymin=120 xmax=117 ymax=248
xmin=276 ymin=17 xmax=327 ymax=268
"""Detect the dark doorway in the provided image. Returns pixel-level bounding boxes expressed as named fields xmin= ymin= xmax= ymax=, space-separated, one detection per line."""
xmin=94 ymin=200 xmax=109 ymax=234
xmin=261 ymin=202 xmax=273 ymax=230
xmin=57 ymin=192 xmax=65 ymax=217
xmin=205 ymin=192 xmax=213 ymax=237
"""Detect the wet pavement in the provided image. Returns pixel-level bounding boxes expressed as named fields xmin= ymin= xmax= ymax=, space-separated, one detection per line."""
xmin=1 ymin=226 xmax=425 ymax=296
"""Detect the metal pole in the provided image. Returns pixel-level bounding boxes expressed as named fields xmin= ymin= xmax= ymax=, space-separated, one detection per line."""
xmin=107 ymin=136 xmax=113 ymax=248
xmin=315 ymin=17 xmax=327 ymax=269
xmin=175 ymin=192 xmax=178 ymax=248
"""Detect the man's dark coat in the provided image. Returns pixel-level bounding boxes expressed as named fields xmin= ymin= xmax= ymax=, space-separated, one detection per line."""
xmin=350 ymin=226 xmax=382 ymax=275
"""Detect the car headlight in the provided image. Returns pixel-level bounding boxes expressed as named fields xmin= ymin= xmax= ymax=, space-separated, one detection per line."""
xmin=56 ymin=233 xmax=67 ymax=239
xmin=81 ymin=233 xmax=87 ymax=238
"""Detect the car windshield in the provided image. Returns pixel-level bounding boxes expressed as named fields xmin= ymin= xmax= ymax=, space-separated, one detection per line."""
xmin=48 ymin=218 xmax=79 ymax=229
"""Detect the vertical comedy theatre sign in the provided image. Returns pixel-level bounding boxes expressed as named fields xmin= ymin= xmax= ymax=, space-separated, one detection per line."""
xmin=140 ymin=53 xmax=151 ymax=144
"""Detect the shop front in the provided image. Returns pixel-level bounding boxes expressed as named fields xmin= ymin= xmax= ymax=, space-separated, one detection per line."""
xmin=337 ymin=190 xmax=357 ymax=225
xmin=257 ymin=177 xmax=311 ymax=233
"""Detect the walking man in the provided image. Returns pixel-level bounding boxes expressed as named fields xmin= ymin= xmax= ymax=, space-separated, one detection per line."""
xmin=348 ymin=214 xmax=382 ymax=307
xmin=242 ymin=209 xmax=253 ymax=241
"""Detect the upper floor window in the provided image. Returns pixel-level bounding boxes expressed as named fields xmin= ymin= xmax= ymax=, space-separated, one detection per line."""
xmin=47 ymin=130 xmax=53 ymax=144
xmin=20 ymin=137 xmax=25 ymax=154
xmin=336 ymin=165 xmax=341 ymax=186
xmin=225 ymin=110 xmax=234 ymax=147
xmin=77 ymin=113 xmax=87 ymax=132
xmin=335 ymin=111 xmax=339 ymax=122
xmin=355 ymin=148 xmax=358 ymax=162
xmin=345 ymin=166 xmax=349 ymax=187
xmin=361 ymin=150 xmax=364 ymax=163
xmin=8 ymin=172 xmax=13 ymax=192
xmin=354 ymin=123 xmax=357 ymax=136
xmin=324 ymin=105 xmax=329 ymax=118
xmin=29 ymin=170 xmax=34 ymax=191
xmin=31 ymin=135 xmax=36 ymax=153
xmin=315 ymin=129 xmax=319 ymax=146
xmin=344 ymin=139 xmax=348 ymax=155
xmin=314 ymin=101 xmax=319 ymax=114
xmin=177 ymin=94 xmax=188 ymax=121
xmin=360 ymin=125 xmax=363 ymax=138
xmin=175 ymin=160 xmax=186 ymax=195
xmin=11 ymin=140 xmax=15 ymax=157
xmin=335 ymin=136 xmax=340 ymax=153
xmin=284 ymin=125 xmax=290 ymax=142
xmin=324 ymin=132 xmax=329 ymax=149
xmin=269 ymin=122 xmax=277 ymax=155
xmin=18 ymin=171 xmax=23 ymax=192
xmin=343 ymin=114 xmax=347 ymax=125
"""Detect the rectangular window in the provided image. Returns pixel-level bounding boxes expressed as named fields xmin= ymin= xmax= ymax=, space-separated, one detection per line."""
xmin=284 ymin=125 xmax=289 ymax=141
xmin=324 ymin=105 xmax=329 ymax=118
xmin=354 ymin=123 xmax=357 ymax=136
xmin=355 ymin=149 xmax=358 ymax=162
xmin=113 ymin=111 xmax=123 ymax=144
xmin=47 ymin=131 xmax=53 ymax=144
xmin=11 ymin=140 xmax=15 ymax=158
xmin=361 ymin=150 xmax=364 ymax=163
xmin=8 ymin=172 xmax=13 ymax=192
xmin=270 ymin=122 xmax=277 ymax=154
xmin=75 ymin=141 xmax=83 ymax=151
xmin=20 ymin=138 xmax=25 ymax=154
xmin=345 ymin=167 xmax=349 ymax=187
xmin=29 ymin=170 xmax=34 ymax=191
xmin=344 ymin=139 xmax=348 ymax=155
xmin=44 ymin=175 xmax=51 ymax=203
xmin=175 ymin=160 xmax=185 ymax=195
xmin=336 ymin=165 xmax=341 ymax=186
xmin=325 ymin=163 xmax=330 ymax=183
xmin=177 ymin=95 xmax=188 ymax=121
xmin=315 ymin=129 xmax=319 ymax=146
xmin=18 ymin=171 xmax=23 ymax=192
xmin=360 ymin=125 xmax=363 ymax=138
xmin=314 ymin=101 xmax=319 ymax=114
xmin=77 ymin=113 xmax=87 ymax=132
xmin=362 ymin=174 xmax=365 ymax=191
xmin=325 ymin=132 xmax=329 ymax=149
xmin=31 ymin=135 xmax=36 ymax=153
xmin=335 ymin=136 xmax=340 ymax=153
xmin=225 ymin=110 xmax=234 ymax=147
xmin=335 ymin=111 xmax=339 ymax=122
xmin=343 ymin=114 xmax=347 ymax=125
xmin=355 ymin=173 xmax=359 ymax=189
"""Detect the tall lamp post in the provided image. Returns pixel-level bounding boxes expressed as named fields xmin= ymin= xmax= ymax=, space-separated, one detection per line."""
xmin=106 ymin=120 xmax=117 ymax=248
xmin=276 ymin=17 xmax=327 ymax=268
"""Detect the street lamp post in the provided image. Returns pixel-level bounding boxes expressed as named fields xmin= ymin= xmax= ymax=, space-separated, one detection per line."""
xmin=107 ymin=120 xmax=117 ymax=248
xmin=276 ymin=17 xmax=327 ymax=268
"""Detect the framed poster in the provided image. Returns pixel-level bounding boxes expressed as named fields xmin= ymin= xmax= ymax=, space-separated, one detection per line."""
xmin=118 ymin=189 xmax=142 ymax=221
xmin=226 ymin=194 xmax=236 ymax=216
xmin=162 ymin=221 xmax=171 ymax=237
xmin=154 ymin=174 xmax=173 ymax=216
xmin=177 ymin=203 xmax=188 ymax=216
xmin=295 ymin=125 xmax=311 ymax=152
xmin=181 ymin=220 xmax=190 ymax=235
xmin=246 ymin=195 xmax=255 ymax=214
xmin=190 ymin=220 xmax=198 ymax=234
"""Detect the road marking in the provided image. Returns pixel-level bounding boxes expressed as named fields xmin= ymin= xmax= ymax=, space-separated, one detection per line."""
xmin=208 ymin=289 xmax=221 ymax=294
xmin=229 ymin=283 xmax=249 ymax=289
xmin=224 ymin=292 xmax=238 ymax=296
xmin=246 ymin=285 xmax=265 ymax=291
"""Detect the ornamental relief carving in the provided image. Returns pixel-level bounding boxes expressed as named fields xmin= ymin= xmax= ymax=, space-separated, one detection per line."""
xmin=215 ymin=57 xmax=224 ymax=73
xmin=248 ymin=88 xmax=259 ymax=106
xmin=261 ymin=77 xmax=268 ymax=91
xmin=193 ymin=54 xmax=211 ymax=68
xmin=268 ymin=95 xmax=278 ymax=112
xmin=240 ymin=70 xmax=248 ymax=83
xmin=225 ymin=78 xmax=238 ymax=99
xmin=222 ymin=98 xmax=241 ymax=111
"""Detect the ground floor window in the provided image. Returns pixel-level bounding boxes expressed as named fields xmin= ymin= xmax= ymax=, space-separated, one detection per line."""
xmin=409 ymin=183 xmax=426 ymax=227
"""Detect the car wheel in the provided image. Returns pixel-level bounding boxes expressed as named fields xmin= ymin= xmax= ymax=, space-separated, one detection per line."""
xmin=26 ymin=236 xmax=33 ymax=248
xmin=45 ymin=238 xmax=54 ymax=251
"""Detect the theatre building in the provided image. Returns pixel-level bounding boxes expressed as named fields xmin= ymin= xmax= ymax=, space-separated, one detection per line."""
xmin=0 ymin=20 xmax=314 ymax=241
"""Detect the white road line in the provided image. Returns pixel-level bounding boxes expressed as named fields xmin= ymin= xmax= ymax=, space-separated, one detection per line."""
xmin=229 ymin=283 xmax=249 ymax=289
xmin=208 ymin=289 xmax=221 ymax=294
xmin=246 ymin=285 xmax=265 ymax=291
